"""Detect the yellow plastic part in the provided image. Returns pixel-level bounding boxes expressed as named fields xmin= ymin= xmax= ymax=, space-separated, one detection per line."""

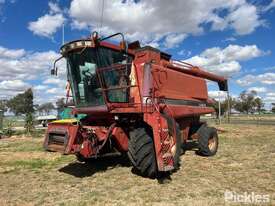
xmin=51 ymin=119 xmax=78 ymax=124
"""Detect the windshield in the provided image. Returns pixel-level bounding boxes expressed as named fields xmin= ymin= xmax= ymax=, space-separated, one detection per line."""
xmin=67 ymin=47 xmax=132 ymax=107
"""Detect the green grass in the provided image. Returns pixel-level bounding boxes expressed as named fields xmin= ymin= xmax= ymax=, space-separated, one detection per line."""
xmin=0 ymin=140 xmax=43 ymax=152
xmin=0 ymin=124 xmax=274 ymax=206
xmin=3 ymin=116 xmax=25 ymax=127
xmin=0 ymin=156 xmax=75 ymax=172
xmin=1 ymin=159 xmax=48 ymax=170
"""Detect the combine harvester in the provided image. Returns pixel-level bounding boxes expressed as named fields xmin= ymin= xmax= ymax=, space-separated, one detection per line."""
xmin=44 ymin=32 xmax=228 ymax=178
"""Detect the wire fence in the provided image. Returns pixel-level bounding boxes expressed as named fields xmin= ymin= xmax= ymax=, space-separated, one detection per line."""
xmin=203 ymin=114 xmax=275 ymax=125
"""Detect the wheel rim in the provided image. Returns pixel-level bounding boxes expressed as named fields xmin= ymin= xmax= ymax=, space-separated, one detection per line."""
xmin=208 ymin=135 xmax=217 ymax=152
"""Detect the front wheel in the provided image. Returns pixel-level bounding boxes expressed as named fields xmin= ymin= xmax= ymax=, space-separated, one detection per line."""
xmin=128 ymin=125 xmax=158 ymax=178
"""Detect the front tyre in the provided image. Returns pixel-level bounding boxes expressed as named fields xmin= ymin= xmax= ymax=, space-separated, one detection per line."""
xmin=128 ymin=126 xmax=158 ymax=178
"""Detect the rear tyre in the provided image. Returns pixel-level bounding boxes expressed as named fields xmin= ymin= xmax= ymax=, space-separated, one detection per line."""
xmin=197 ymin=126 xmax=218 ymax=156
xmin=128 ymin=125 xmax=158 ymax=178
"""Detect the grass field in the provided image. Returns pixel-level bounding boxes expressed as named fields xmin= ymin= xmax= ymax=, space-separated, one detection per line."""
xmin=0 ymin=124 xmax=274 ymax=206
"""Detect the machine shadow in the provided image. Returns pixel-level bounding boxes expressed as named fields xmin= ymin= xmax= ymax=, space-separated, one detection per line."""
xmin=58 ymin=154 xmax=131 ymax=178
xmin=58 ymin=143 xmax=200 ymax=179
xmin=181 ymin=141 xmax=199 ymax=154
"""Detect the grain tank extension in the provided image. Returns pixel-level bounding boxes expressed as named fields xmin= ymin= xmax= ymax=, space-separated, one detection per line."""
xmin=44 ymin=32 xmax=228 ymax=178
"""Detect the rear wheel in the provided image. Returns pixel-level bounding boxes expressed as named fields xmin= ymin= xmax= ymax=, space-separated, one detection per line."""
xmin=197 ymin=126 xmax=218 ymax=156
xmin=128 ymin=125 xmax=157 ymax=178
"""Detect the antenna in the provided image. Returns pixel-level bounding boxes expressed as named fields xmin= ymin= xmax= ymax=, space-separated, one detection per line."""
xmin=99 ymin=0 xmax=105 ymax=35
xmin=62 ymin=23 xmax=65 ymax=45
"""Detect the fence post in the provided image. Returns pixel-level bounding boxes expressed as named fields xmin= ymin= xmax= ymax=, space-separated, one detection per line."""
xmin=227 ymin=87 xmax=230 ymax=124
xmin=0 ymin=109 xmax=3 ymax=130
xmin=218 ymin=91 xmax=221 ymax=125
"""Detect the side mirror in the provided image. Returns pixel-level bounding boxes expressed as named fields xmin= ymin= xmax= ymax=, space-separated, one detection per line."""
xmin=51 ymin=67 xmax=58 ymax=76
xmin=51 ymin=56 xmax=64 ymax=76
xmin=51 ymin=68 xmax=56 ymax=75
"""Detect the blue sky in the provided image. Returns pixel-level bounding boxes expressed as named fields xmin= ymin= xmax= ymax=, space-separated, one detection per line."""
xmin=0 ymin=0 xmax=275 ymax=109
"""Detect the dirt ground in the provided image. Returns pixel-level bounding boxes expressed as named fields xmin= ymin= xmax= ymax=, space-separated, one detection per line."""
xmin=0 ymin=124 xmax=274 ymax=206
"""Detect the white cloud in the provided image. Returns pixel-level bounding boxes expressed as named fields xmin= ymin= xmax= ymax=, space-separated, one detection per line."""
xmin=208 ymin=91 xmax=228 ymax=101
xmin=46 ymin=88 xmax=58 ymax=94
xmin=69 ymin=0 xmax=264 ymax=46
xmin=28 ymin=14 xmax=65 ymax=38
xmin=222 ymin=45 xmax=264 ymax=61
xmin=43 ymin=78 xmax=64 ymax=85
xmin=226 ymin=3 xmax=262 ymax=35
xmin=0 ymin=46 xmax=26 ymax=59
xmin=163 ymin=33 xmax=187 ymax=49
xmin=0 ymin=50 xmax=62 ymax=81
xmin=178 ymin=49 xmax=192 ymax=57
xmin=247 ymin=87 xmax=267 ymax=93
xmin=49 ymin=2 xmax=62 ymax=14
xmin=28 ymin=2 xmax=65 ymax=38
xmin=184 ymin=44 xmax=264 ymax=76
xmin=264 ymin=96 xmax=275 ymax=103
xmin=33 ymin=85 xmax=48 ymax=91
xmin=0 ymin=79 xmax=31 ymax=98
xmin=263 ymin=0 xmax=275 ymax=12
xmin=237 ymin=73 xmax=275 ymax=86
xmin=224 ymin=37 xmax=236 ymax=42
xmin=267 ymin=92 xmax=275 ymax=97
xmin=260 ymin=73 xmax=275 ymax=84
xmin=0 ymin=44 xmax=67 ymax=103
xmin=0 ymin=79 xmax=29 ymax=90
xmin=235 ymin=74 xmax=255 ymax=86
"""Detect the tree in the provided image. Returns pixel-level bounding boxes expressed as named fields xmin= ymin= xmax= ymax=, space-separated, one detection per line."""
xmin=7 ymin=88 xmax=34 ymax=133
xmin=212 ymin=100 xmax=228 ymax=118
xmin=7 ymin=88 xmax=34 ymax=115
xmin=56 ymin=98 xmax=66 ymax=119
xmin=272 ymin=103 xmax=275 ymax=113
xmin=0 ymin=100 xmax=8 ymax=112
xmin=25 ymin=113 xmax=34 ymax=134
xmin=254 ymin=97 xmax=264 ymax=114
xmin=37 ymin=102 xmax=55 ymax=115
xmin=233 ymin=90 xmax=257 ymax=114
xmin=56 ymin=98 xmax=65 ymax=110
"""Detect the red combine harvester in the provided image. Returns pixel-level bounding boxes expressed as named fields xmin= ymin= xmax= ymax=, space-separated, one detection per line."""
xmin=44 ymin=32 xmax=228 ymax=178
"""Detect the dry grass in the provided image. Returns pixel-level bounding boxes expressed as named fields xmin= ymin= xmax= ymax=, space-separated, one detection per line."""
xmin=0 ymin=124 xmax=274 ymax=206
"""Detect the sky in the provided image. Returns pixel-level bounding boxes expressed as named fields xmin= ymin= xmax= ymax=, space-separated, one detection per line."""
xmin=0 ymin=0 xmax=275 ymax=109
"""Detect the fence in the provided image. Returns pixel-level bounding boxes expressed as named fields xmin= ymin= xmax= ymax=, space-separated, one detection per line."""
xmin=0 ymin=110 xmax=3 ymax=130
xmin=203 ymin=114 xmax=275 ymax=125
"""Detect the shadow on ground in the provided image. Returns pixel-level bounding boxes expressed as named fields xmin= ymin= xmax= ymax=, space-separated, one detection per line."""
xmin=58 ymin=142 xmax=200 ymax=181
xmin=58 ymin=154 xmax=131 ymax=178
xmin=182 ymin=141 xmax=199 ymax=154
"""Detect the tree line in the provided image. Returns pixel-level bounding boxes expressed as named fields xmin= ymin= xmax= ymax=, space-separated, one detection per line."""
xmin=1 ymin=88 xmax=275 ymax=129
xmin=0 ymin=89 xmax=67 ymax=116
xmin=0 ymin=88 xmax=66 ymax=133
xmin=212 ymin=90 xmax=275 ymax=117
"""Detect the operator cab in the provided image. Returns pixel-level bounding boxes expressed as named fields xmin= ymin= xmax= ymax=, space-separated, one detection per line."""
xmin=56 ymin=33 xmax=134 ymax=110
